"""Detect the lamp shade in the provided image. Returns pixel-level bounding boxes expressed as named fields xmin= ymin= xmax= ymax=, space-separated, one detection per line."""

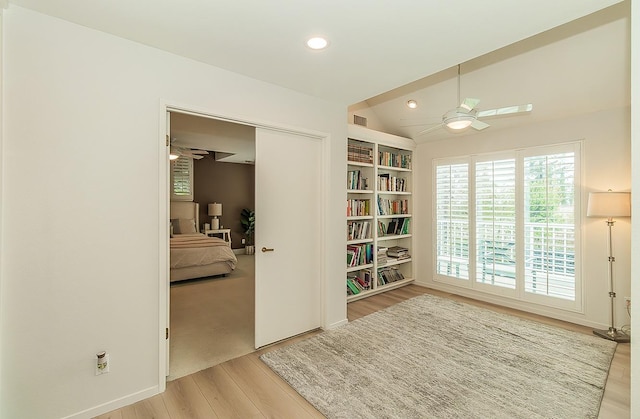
xmin=208 ymin=203 xmax=222 ymax=217
xmin=587 ymin=191 xmax=631 ymax=218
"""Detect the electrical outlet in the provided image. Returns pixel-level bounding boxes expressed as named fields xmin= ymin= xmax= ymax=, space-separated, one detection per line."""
xmin=96 ymin=352 xmax=110 ymax=375
xmin=242 ymin=238 xmax=246 ymax=245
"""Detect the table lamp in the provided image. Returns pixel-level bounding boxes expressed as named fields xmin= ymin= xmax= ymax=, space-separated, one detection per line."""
xmin=208 ymin=203 xmax=222 ymax=230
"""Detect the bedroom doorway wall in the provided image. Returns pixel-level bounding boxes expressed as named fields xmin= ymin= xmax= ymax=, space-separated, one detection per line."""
xmin=166 ymin=110 xmax=257 ymax=380
xmin=162 ymin=106 xmax=327 ymax=378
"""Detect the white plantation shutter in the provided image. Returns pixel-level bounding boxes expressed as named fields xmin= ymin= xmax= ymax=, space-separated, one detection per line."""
xmin=475 ymin=158 xmax=516 ymax=289
xmin=523 ymin=152 xmax=576 ymax=300
xmin=434 ymin=143 xmax=580 ymax=308
xmin=435 ymin=163 xmax=469 ymax=279
xmin=171 ymin=156 xmax=193 ymax=201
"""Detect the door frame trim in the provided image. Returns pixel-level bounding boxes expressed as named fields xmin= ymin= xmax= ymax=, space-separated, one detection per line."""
xmin=157 ymin=100 xmax=329 ymax=388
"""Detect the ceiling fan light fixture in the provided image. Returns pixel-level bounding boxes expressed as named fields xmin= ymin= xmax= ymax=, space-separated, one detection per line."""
xmin=446 ymin=119 xmax=473 ymax=130
xmin=169 ymin=153 xmax=180 ymax=160
xmin=443 ymin=108 xmax=475 ymax=130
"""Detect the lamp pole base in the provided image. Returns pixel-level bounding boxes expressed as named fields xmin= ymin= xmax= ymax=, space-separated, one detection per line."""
xmin=593 ymin=327 xmax=630 ymax=343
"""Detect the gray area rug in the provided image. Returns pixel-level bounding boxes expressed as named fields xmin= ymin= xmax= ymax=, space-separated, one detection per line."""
xmin=260 ymin=294 xmax=617 ymax=419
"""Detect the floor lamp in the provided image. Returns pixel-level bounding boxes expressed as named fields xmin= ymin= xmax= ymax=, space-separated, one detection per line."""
xmin=587 ymin=190 xmax=631 ymax=343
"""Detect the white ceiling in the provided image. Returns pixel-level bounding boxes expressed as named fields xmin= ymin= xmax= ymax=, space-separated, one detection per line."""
xmin=9 ymin=0 xmax=623 ymax=107
xmin=10 ymin=0 xmax=628 ymax=152
xmin=356 ymin=2 xmax=630 ymax=142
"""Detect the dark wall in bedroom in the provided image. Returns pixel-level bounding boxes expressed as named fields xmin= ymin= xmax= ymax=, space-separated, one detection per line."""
xmin=194 ymin=158 xmax=255 ymax=249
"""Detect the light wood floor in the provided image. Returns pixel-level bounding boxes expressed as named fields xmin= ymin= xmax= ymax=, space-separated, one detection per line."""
xmin=96 ymin=285 xmax=630 ymax=419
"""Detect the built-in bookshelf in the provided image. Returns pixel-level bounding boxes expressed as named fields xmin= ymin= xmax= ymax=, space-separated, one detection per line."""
xmin=346 ymin=124 xmax=415 ymax=302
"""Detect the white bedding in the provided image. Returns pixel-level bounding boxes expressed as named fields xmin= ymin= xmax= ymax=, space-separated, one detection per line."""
xmin=170 ymin=234 xmax=237 ymax=270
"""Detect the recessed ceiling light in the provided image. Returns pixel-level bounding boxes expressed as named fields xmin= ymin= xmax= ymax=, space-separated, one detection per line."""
xmin=307 ymin=37 xmax=328 ymax=50
xmin=407 ymin=100 xmax=418 ymax=109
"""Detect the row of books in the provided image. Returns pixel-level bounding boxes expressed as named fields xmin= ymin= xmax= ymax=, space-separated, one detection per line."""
xmin=346 ymin=270 xmax=373 ymax=295
xmin=377 ymin=174 xmax=407 ymax=192
xmin=347 ymin=199 xmax=371 ymax=217
xmin=383 ymin=218 xmax=410 ymax=236
xmin=377 ymin=197 xmax=409 ymax=215
xmin=347 ymin=220 xmax=372 ymax=241
xmin=347 ymin=169 xmax=369 ymax=190
xmin=348 ymin=142 xmax=374 ymax=164
xmin=379 ymin=151 xmax=412 ymax=169
xmin=378 ymin=266 xmax=405 ymax=285
xmin=347 ymin=243 xmax=373 ymax=268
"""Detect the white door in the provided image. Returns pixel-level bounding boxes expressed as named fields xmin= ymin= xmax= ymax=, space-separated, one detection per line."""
xmin=254 ymin=128 xmax=323 ymax=348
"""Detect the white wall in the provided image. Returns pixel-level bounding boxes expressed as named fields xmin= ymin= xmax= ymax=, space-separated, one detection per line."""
xmin=630 ymin=1 xmax=639 ymax=417
xmin=0 ymin=6 xmax=346 ymax=418
xmin=414 ymin=107 xmax=631 ymax=329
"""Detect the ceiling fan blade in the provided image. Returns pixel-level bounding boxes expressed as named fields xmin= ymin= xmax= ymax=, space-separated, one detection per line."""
xmin=460 ymin=98 xmax=480 ymax=111
xmin=189 ymin=150 xmax=209 ymax=155
xmin=477 ymin=103 xmax=533 ymax=118
xmin=416 ymin=123 xmax=444 ymax=136
xmin=470 ymin=119 xmax=490 ymax=131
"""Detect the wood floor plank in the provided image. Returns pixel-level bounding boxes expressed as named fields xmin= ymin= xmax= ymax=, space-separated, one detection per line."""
xmin=192 ymin=364 xmax=263 ymax=419
xmin=221 ymin=355 xmax=317 ymax=418
xmin=130 ymin=394 xmax=170 ymax=419
xmin=162 ymin=375 xmax=217 ymax=419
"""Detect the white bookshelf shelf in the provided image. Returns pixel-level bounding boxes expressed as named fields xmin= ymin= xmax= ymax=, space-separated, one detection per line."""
xmin=348 ymin=161 xmax=374 ymax=168
xmin=347 ymin=215 xmax=373 ymax=221
xmin=378 ymin=234 xmax=412 ymax=241
xmin=377 ymin=213 xmax=412 ymax=219
xmin=347 ymin=263 xmax=374 ymax=273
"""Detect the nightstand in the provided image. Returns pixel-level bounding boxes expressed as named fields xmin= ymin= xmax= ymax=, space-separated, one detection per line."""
xmin=204 ymin=228 xmax=232 ymax=247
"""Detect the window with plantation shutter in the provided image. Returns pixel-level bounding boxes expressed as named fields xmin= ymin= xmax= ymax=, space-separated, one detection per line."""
xmin=170 ymin=156 xmax=193 ymax=201
xmin=475 ymin=158 xmax=516 ymax=289
xmin=523 ymin=151 xmax=576 ymax=300
xmin=435 ymin=163 xmax=470 ymax=280
xmin=434 ymin=142 xmax=581 ymax=310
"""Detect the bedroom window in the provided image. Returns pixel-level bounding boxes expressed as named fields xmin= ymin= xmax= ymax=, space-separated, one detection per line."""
xmin=433 ymin=143 xmax=581 ymax=309
xmin=170 ymin=156 xmax=194 ymax=201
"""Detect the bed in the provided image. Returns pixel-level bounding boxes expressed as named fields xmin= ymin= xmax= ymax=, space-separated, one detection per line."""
xmin=170 ymin=202 xmax=237 ymax=282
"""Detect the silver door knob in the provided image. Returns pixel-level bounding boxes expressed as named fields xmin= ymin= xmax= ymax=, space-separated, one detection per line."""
xmin=261 ymin=247 xmax=274 ymax=252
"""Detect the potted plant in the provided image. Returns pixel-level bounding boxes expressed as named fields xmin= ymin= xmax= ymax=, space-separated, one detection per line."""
xmin=240 ymin=208 xmax=255 ymax=255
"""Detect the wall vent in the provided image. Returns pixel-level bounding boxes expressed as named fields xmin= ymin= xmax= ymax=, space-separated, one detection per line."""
xmin=353 ymin=115 xmax=367 ymax=127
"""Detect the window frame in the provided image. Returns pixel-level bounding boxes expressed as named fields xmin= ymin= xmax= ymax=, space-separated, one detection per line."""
xmin=432 ymin=142 xmax=583 ymax=312
xmin=170 ymin=156 xmax=194 ymax=202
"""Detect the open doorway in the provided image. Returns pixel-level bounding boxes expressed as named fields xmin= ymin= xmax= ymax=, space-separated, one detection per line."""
xmin=168 ymin=111 xmax=256 ymax=380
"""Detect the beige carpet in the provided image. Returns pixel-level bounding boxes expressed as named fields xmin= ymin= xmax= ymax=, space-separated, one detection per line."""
xmin=261 ymin=293 xmax=617 ymax=419
xmin=168 ymin=254 xmax=255 ymax=381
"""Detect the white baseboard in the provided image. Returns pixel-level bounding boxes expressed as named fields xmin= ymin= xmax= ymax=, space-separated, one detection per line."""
xmin=326 ymin=318 xmax=348 ymax=329
xmin=61 ymin=385 xmax=160 ymax=419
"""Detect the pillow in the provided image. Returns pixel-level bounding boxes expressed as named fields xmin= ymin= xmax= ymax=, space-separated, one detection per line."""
xmin=171 ymin=218 xmax=197 ymax=234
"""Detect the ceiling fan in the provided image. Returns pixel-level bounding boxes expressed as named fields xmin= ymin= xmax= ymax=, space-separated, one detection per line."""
xmin=169 ymin=138 xmax=209 ymax=160
xmin=414 ymin=65 xmax=533 ymax=136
